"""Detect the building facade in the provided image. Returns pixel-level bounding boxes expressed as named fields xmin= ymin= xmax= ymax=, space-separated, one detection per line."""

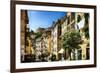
xmin=21 ymin=10 xmax=29 ymax=62
xmin=60 ymin=12 xmax=90 ymax=60
xmin=75 ymin=12 xmax=90 ymax=60
xmin=21 ymin=10 xmax=35 ymax=62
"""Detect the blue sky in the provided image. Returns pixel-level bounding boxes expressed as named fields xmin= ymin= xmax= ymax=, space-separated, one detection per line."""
xmin=28 ymin=10 xmax=66 ymax=31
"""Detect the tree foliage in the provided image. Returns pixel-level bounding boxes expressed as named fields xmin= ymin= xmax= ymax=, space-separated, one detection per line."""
xmin=35 ymin=32 xmax=42 ymax=39
xmin=62 ymin=30 xmax=83 ymax=51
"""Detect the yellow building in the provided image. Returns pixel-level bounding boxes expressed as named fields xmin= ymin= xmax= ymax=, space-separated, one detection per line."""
xmin=41 ymin=29 xmax=51 ymax=55
xmin=25 ymin=37 xmax=34 ymax=55
xmin=50 ymin=19 xmax=62 ymax=60
xmin=21 ymin=10 xmax=29 ymax=52
xmin=21 ymin=10 xmax=29 ymax=62
xmin=46 ymin=29 xmax=52 ymax=55
xmin=75 ymin=12 xmax=90 ymax=60
xmin=61 ymin=12 xmax=90 ymax=60
xmin=21 ymin=10 xmax=35 ymax=62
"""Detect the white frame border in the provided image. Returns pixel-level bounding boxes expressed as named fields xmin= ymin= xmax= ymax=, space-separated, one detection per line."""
xmin=15 ymin=4 xmax=94 ymax=69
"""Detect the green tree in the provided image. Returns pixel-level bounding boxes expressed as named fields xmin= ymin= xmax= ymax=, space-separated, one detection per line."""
xmin=62 ymin=30 xmax=83 ymax=60
xmin=35 ymin=32 xmax=42 ymax=39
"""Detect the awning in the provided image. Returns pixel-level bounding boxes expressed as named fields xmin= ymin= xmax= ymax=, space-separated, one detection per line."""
xmin=58 ymin=48 xmax=64 ymax=54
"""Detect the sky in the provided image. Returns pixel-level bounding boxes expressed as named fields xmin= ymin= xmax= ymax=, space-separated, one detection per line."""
xmin=28 ymin=10 xmax=66 ymax=31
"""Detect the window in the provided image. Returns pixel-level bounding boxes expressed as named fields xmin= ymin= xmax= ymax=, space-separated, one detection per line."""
xmin=67 ymin=16 xmax=70 ymax=25
xmin=78 ymin=50 xmax=82 ymax=60
xmin=84 ymin=13 xmax=89 ymax=24
xmin=86 ymin=48 xmax=90 ymax=60
xmin=71 ymin=12 xmax=75 ymax=21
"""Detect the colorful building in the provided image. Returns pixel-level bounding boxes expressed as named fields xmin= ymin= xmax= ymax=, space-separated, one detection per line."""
xmin=20 ymin=10 xmax=29 ymax=62
xmin=35 ymin=37 xmax=42 ymax=61
xmin=50 ymin=20 xmax=62 ymax=60
xmin=75 ymin=12 xmax=90 ymax=60
xmin=60 ymin=12 xmax=90 ymax=60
